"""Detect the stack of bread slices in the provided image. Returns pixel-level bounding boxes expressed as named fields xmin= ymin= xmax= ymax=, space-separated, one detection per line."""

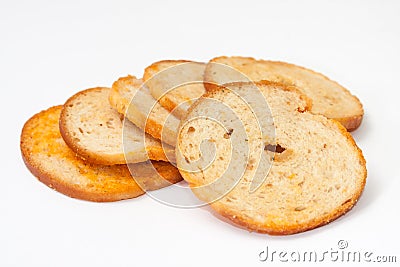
xmin=21 ymin=56 xmax=367 ymax=234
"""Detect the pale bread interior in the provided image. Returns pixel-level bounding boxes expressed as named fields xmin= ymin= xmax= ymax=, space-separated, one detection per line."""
xmin=60 ymin=87 xmax=175 ymax=164
xmin=143 ymin=60 xmax=206 ymax=119
xmin=205 ymin=56 xmax=364 ymax=131
xmin=177 ymin=82 xmax=366 ymax=234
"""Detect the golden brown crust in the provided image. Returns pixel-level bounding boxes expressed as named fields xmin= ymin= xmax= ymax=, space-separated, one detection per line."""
xmin=333 ymin=114 xmax=364 ymax=132
xmin=205 ymin=56 xmax=364 ymax=131
xmin=59 ymin=87 xmax=171 ymax=165
xmin=21 ymin=151 xmax=143 ymax=202
xmin=135 ymin=161 xmax=183 ymax=191
xmin=145 ymin=119 xmax=164 ymax=141
xmin=21 ymin=106 xmax=182 ymax=202
xmin=210 ymin=194 xmax=362 ymax=235
xmin=155 ymin=93 xmax=179 ymax=114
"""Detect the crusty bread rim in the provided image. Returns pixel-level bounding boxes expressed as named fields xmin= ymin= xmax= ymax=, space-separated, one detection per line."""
xmin=21 ymin=148 xmax=143 ymax=202
xmin=205 ymin=56 xmax=364 ymax=131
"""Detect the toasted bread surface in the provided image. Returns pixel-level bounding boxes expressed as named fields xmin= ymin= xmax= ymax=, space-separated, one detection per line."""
xmin=60 ymin=87 xmax=175 ymax=164
xmin=176 ymin=82 xmax=366 ymax=234
xmin=205 ymin=56 xmax=364 ymax=131
xmin=109 ymin=76 xmax=180 ymax=146
xmin=143 ymin=60 xmax=206 ymax=119
xmin=21 ymin=106 xmax=182 ymax=202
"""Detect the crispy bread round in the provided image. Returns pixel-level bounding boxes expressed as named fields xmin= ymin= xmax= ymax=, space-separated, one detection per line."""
xmin=60 ymin=87 xmax=175 ymax=165
xmin=109 ymin=76 xmax=180 ymax=146
xmin=205 ymin=56 xmax=364 ymax=131
xmin=176 ymin=81 xmax=366 ymax=234
xmin=143 ymin=60 xmax=206 ymax=119
xmin=21 ymin=106 xmax=182 ymax=202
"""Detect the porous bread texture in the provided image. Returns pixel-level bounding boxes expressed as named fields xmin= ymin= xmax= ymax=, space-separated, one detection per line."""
xmin=20 ymin=106 xmax=182 ymax=202
xmin=143 ymin=60 xmax=206 ymax=119
xmin=109 ymin=76 xmax=180 ymax=146
xmin=176 ymin=81 xmax=366 ymax=234
xmin=60 ymin=87 xmax=175 ymax=165
xmin=205 ymin=56 xmax=364 ymax=131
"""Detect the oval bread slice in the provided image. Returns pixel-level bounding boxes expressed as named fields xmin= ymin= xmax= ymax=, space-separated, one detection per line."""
xmin=20 ymin=106 xmax=182 ymax=202
xmin=176 ymin=81 xmax=366 ymax=234
xmin=60 ymin=87 xmax=175 ymax=165
xmin=205 ymin=56 xmax=364 ymax=131
xmin=109 ymin=76 xmax=180 ymax=147
xmin=143 ymin=60 xmax=206 ymax=119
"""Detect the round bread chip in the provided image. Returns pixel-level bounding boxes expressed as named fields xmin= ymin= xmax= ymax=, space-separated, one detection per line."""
xmin=60 ymin=87 xmax=175 ymax=165
xmin=143 ymin=60 xmax=206 ymax=119
xmin=205 ymin=56 xmax=364 ymax=131
xmin=176 ymin=81 xmax=366 ymax=234
xmin=20 ymin=106 xmax=182 ymax=202
xmin=109 ymin=76 xmax=180 ymax=147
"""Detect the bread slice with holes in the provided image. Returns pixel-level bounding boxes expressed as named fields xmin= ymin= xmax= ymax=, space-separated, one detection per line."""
xmin=176 ymin=81 xmax=366 ymax=234
xmin=143 ymin=60 xmax=206 ymax=119
xmin=60 ymin=87 xmax=175 ymax=165
xmin=20 ymin=106 xmax=182 ymax=202
xmin=205 ymin=56 xmax=364 ymax=131
xmin=109 ymin=76 xmax=180 ymax=147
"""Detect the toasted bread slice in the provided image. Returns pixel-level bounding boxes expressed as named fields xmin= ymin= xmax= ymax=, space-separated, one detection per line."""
xmin=205 ymin=56 xmax=364 ymax=131
xmin=176 ymin=81 xmax=366 ymax=234
xmin=143 ymin=60 xmax=206 ymax=119
xmin=59 ymin=87 xmax=175 ymax=165
xmin=20 ymin=106 xmax=182 ymax=202
xmin=109 ymin=76 xmax=180 ymax=146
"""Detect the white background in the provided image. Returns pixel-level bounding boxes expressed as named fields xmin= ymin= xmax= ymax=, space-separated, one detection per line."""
xmin=1 ymin=0 xmax=399 ymax=266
